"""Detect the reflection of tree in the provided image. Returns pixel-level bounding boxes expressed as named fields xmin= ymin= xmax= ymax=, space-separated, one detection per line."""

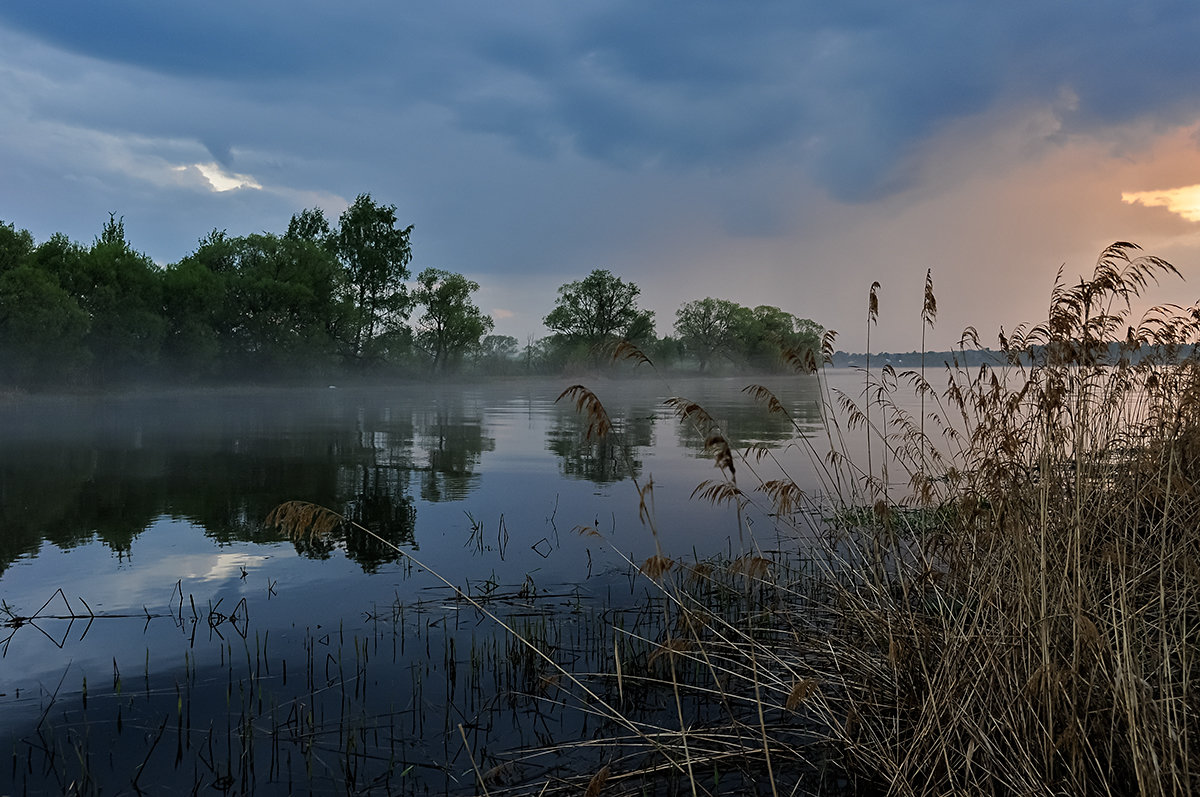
xmin=547 ymin=407 xmax=654 ymax=484
xmin=673 ymin=379 xmax=824 ymax=454
xmin=415 ymin=404 xmax=494 ymax=502
xmin=289 ymin=466 xmax=416 ymax=571
xmin=0 ymin=446 xmax=158 ymax=574
xmin=56 ymin=449 xmax=166 ymax=554
xmin=0 ymin=391 xmax=439 ymax=575
xmin=342 ymin=465 xmax=416 ymax=571
xmin=0 ymin=437 xmax=352 ymax=573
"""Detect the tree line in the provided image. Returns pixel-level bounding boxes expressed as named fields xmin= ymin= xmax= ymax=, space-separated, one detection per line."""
xmin=0 ymin=196 xmax=823 ymax=388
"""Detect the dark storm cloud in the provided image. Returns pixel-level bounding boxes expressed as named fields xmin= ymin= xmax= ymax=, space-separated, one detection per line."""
xmin=202 ymin=139 xmax=233 ymax=168
xmin=0 ymin=1 xmax=375 ymax=79
xmin=2 ymin=1 xmax=1199 ymax=204
xmin=451 ymin=0 xmax=1200 ymax=198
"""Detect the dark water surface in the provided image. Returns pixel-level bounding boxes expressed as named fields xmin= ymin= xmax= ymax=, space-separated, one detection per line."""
xmin=0 ymin=374 xmax=830 ymax=793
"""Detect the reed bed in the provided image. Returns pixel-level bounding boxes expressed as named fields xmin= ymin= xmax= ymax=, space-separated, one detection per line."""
xmin=264 ymin=240 xmax=1200 ymax=794
xmin=545 ymin=242 xmax=1200 ymax=795
xmin=809 ymin=246 xmax=1199 ymax=796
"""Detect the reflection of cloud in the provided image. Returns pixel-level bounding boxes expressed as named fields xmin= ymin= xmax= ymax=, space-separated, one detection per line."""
xmin=192 ymin=551 xmax=271 ymax=582
xmin=1122 ymin=184 xmax=1200 ymax=222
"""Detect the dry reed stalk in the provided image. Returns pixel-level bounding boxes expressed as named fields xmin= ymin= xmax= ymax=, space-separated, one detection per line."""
xmin=785 ymin=244 xmax=1199 ymax=796
xmin=557 ymin=242 xmax=1200 ymax=795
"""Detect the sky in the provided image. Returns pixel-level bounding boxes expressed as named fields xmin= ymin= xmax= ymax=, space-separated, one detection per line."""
xmin=3 ymin=1 xmax=1200 ymax=352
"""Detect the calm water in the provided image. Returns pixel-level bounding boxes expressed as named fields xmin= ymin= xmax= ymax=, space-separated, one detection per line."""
xmin=0 ymin=373 xmax=844 ymax=793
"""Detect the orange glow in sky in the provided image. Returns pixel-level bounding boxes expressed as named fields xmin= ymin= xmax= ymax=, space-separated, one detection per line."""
xmin=1121 ymin=184 xmax=1200 ymax=222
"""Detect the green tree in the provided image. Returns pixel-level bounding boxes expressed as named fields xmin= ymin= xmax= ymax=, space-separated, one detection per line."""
xmin=543 ymin=269 xmax=652 ymax=364
xmin=161 ymin=255 xmax=225 ymax=378
xmin=0 ymin=264 xmax=90 ymax=385
xmin=165 ymin=230 xmax=346 ymax=380
xmin=234 ymin=234 xmax=343 ymax=372
xmin=336 ymin=194 xmax=414 ymax=364
xmin=186 ymin=228 xmax=241 ymax=273
xmin=161 ymin=229 xmax=239 ymax=379
xmin=674 ymin=297 xmax=745 ymax=371
xmin=0 ymin=222 xmax=93 ymax=386
xmin=737 ymin=305 xmax=822 ymax=371
xmin=228 ymin=234 xmax=344 ymax=376
xmin=477 ymin=334 xmax=520 ymax=374
xmin=0 ymin=221 xmax=35 ymax=274
xmin=286 ymin=207 xmax=334 ymax=246
xmin=72 ymin=215 xmax=166 ymax=381
xmin=647 ymin=335 xmax=684 ymax=370
xmin=0 ymin=225 xmax=94 ymax=386
xmin=31 ymin=233 xmax=86 ymax=283
xmin=413 ymin=268 xmax=494 ymax=373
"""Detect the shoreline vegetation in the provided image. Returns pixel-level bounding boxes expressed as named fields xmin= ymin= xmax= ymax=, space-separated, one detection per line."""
xmin=0 ymin=202 xmax=823 ymax=391
xmin=543 ymin=241 xmax=1197 ymax=795
xmin=458 ymin=240 xmax=1198 ymax=794
xmin=4 ymin=239 xmax=1198 ymax=794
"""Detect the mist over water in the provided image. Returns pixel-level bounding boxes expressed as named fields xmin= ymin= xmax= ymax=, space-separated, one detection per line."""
xmin=0 ymin=373 xmax=841 ymax=793
xmin=0 ymin=375 xmax=831 ymax=573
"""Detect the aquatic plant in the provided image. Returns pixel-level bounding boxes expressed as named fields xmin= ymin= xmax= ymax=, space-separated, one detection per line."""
xmin=534 ymin=242 xmax=1199 ymax=795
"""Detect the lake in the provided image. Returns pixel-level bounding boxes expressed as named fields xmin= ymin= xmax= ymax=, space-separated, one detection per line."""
xmin=0 ymin=371 xmax=864 ymax=794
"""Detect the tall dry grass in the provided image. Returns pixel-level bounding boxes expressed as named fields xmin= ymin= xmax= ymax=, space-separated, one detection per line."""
xmin=652 ymin=242 xmax=1198 ymax=796
xmin=555 ymin=242 xmax=1199 ymax=795
xmin=267 ymin=242 xmax=1199 ymax=795
xmin=803 ymin=244 xmax=1199 ymax=795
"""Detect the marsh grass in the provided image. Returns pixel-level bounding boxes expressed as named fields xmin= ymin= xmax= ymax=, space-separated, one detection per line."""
xmin=265 ymin=501 xmax=779 ymax=794
xmin=9 ymin=568 xmax=696 ymax=795
xmin=527 ymin=242 xmax=1199 ymax=795
xmin=799 ymin=244 xmax=1200 ymax=796
xmin=26 ymin=240 xmax=1196 ymax=794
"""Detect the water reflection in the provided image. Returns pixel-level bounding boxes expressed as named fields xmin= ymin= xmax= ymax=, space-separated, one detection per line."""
xmin=1 ymin=374 xmax=842 ymax=794
xmin=546 ymin=404 xmax=655 ymax=483
xmin=0 ymin=387 xmax=499 ymax=574
xmin=0 ymin=444 xmax=164 ymax=568
xmin=414 ymin=396 xmax=495 ymax=502
xmin=0 ymin=377 xmax=827 ymax=576
xmin=671 ymin=377 xmax=825 ymax=451
xmin=301 ymin=464 xmax=419 ymax=570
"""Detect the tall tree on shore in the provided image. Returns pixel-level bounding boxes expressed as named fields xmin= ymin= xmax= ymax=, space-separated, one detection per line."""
xmin=739 ymin=304 xmax=822 ymax=371
xmin=0 ymin=221 xmax=34 ymax=275
xmin=161 ymin=232 xmax=229 ymax=378
xmin=413 ymin=268 xmax=493 ymax=373
xmin=0 ymin=259 xmax=90 ymax=386
xmin=674 ymin=297 xmax=822 ymax=372
xmin=168 ymin=230 xmax=345 ymax=378
xmin=544 ymin=269 xmax=652 ymax=363
xmin=74 ymin=214 xmax=167 ymax=381
xmin=674 ymin=297 xmax=743 ymax=371
xmin=336 ymin=194 xmax=414 ymax=364
xmin=477 ymin=334 xmax=520 ymax=374
xmin=0 ymin=223 xmax=90 ymax=385
xmin=228 ymin=233 xmax=344 ymax=373
xmin=286 ymin=207 xmax=334 ymax=247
